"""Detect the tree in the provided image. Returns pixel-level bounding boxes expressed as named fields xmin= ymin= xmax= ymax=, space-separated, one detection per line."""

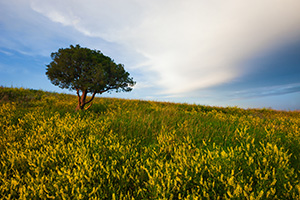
xmin=46 ymin=45 xmax=136 ymax=110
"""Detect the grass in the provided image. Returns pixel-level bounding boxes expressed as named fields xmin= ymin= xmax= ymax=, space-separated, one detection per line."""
xmin=0 ymin=86 xmax=299 ymax=199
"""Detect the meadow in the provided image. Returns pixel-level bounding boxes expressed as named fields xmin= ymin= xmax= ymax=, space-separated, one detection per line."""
xmin=0 ymin=86 xmax=299 ymax=199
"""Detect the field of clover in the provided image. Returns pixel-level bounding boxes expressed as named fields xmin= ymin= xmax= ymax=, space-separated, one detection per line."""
xmin=0 ymin=87 xmax=299 ymax=199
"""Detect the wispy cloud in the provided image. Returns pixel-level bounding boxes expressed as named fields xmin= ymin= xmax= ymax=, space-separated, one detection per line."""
xmin=230 ymin=83 xmax=300 ymax=99
xmin=29 ymin=0 xmax=300 ymax=96
xmin=0 ymin=49 xmax=13 ymax=56
xmin=0 ymin=0 xmax=81 ymax=56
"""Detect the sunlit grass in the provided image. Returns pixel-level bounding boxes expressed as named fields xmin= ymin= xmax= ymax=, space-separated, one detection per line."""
xmin=1 ymin=87 xmax=299 ymax=199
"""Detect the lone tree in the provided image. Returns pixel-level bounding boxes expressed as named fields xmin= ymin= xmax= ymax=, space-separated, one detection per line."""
xmin=46 ymin=45 xmax=135 ymax=110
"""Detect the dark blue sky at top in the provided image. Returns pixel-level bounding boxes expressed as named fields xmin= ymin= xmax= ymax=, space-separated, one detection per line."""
xmin=172 ymin=39 xmax=300 ymax=110
xmin=242 ymin=41 xmax=300 ymax=87
xmin=197 ymin=40 xmax=300 ymax=110
xmin=216 ymin=40 xmax=300 ymax=91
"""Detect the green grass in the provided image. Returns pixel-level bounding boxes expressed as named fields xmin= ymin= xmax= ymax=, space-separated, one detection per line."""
xmin=0 ymin=86 xmax=299 ymax=199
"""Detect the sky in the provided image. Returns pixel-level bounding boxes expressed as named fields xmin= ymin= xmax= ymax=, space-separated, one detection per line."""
xmin=1 ymin=0 xmax=300 ymax=110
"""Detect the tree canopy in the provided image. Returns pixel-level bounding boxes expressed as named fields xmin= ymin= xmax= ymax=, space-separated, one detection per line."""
xmin=46 ymin=44 xmax=135 ymax=110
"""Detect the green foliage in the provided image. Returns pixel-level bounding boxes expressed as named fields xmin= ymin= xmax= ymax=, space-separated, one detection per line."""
xmin=1 ymin=87 xmax=300 ymax=199
xmin=46 ymin=44 xmax=135 ymax=93
xmin=45 ymin=44 xmax=135 ymax=110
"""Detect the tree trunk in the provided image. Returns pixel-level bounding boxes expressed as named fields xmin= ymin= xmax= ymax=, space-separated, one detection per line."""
xmin=76 ymin=89 xmax=96 ymax=111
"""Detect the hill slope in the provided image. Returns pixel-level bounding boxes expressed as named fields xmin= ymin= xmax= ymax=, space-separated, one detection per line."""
xmin=1 ymin=87 xmax=300 ymax=199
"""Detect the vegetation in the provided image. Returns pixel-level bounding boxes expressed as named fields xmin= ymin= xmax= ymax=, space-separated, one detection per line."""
xmin=46 ymin=45 xmax=135 ymax=110
xmin=1 ymin=86 xmax=300 ymax=199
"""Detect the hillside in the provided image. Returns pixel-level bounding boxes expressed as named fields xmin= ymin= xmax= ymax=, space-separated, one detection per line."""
xmin=0 ymin=87 xmax=300 ymax=199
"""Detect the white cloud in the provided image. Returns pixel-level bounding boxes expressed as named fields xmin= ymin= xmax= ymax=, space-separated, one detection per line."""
xmin=30 ymin=0 xmax=300 ymax=95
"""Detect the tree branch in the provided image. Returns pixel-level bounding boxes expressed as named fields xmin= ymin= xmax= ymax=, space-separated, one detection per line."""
xmin=85 ymin=102 xmax=93 ymax=110
xmin=85 ymin=91 xmax=97 ymax=104
xmin=99 ymin=88 xmax=112 ymax=94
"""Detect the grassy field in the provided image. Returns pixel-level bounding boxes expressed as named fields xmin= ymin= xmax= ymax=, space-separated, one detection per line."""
xmin=0 ymin=86 xmax=299 ymax=199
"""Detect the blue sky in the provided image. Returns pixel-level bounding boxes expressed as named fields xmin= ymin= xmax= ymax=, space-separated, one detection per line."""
xmin=1 ymin=0 xmax=300 ymax=110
